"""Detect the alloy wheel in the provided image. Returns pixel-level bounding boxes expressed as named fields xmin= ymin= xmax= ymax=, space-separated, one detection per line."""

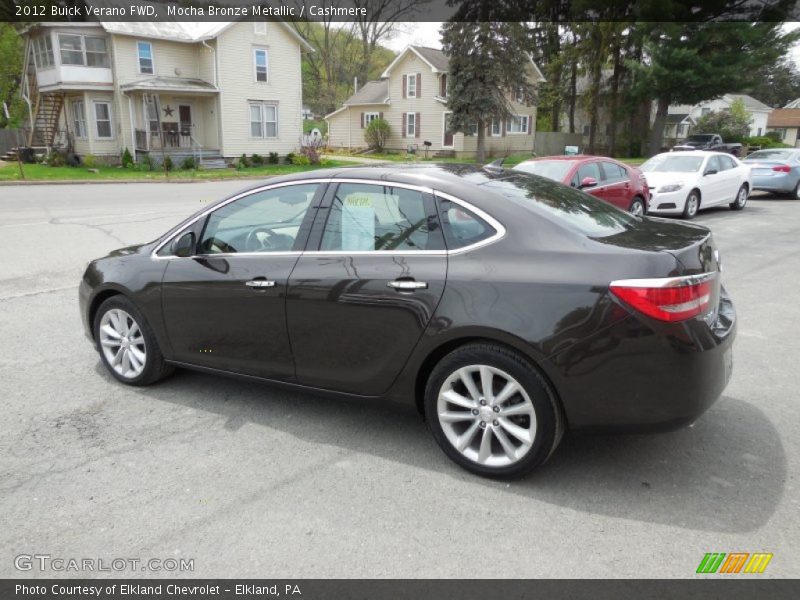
xmin=630 ymin=199 xmax=645 ymax=216
xmin=686 ymin=194 xmax=698 ymax=217
xmin=436 ymin=365 xmax=537 ymax=467
xmin=99 ymin=308 xmax=147 ymax=379
xmin=736 ymin=187 xmax=748 ymax=208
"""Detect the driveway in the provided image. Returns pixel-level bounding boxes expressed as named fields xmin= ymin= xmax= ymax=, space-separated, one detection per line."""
xmin=0 ymin=183 xmax=797 ymax=578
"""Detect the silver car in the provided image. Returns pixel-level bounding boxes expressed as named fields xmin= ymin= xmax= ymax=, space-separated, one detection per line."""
xmin=742 ymin=148 xmax=800 ymax=198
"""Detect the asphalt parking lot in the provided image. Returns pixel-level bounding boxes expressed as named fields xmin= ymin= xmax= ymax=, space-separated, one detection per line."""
xmin=1 ymin=181 xmax=798 ymax=578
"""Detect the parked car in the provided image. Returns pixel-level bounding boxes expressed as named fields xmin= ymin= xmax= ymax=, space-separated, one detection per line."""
xmin=80 ymin=165 xmax=735 ymax=478
xmin=742 ymin=148 xmax=800 ymax=198
xmin=641 ymin=151 xmax=751 ymax=218
xmin=673 ymin=134 xmax=743 ymax=156
xmin=512 ymin=155 xmax=650 ymax=215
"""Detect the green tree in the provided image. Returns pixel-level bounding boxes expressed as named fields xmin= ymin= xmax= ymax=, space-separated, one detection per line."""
xmin=743 ymin=59 xmax=800 ymax=108
xmin=693 ymin=98 xmax=751 ymax=142
xmin=0 ymin=23 xmax=24 ymax=128
xmin=441 ymin=21 xmax=535 ymax=163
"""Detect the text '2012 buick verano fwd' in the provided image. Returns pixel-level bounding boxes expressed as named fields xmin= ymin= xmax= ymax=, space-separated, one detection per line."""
xmin=80 ymin=165 xmax=735 ymax=477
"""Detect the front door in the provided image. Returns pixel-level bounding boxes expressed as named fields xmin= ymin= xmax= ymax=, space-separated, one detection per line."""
xmin=287 ymin=181 xmax=447 ymax=395
xmin=443 ymin=113 xmax=454 ymax=147
xmin=160 ymin=182 xmax=323 ymax=380
xmin=178 ymin=104 xmax=192 ymax=132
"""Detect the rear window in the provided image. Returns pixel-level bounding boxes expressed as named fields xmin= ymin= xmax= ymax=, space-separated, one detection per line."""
xmin=513 ymin=160 xmax=575 ymax=182
xmin=480 ymin=173 xmax=638 ymax=238
xmin=746 ymin=150 xmax=795 ymax=160
xmin=437 ymin=198 xmax=495 ymax=249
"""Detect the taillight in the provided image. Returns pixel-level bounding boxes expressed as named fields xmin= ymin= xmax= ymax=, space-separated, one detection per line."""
xmin=609 ymin=273 xmax=716 ymax=322
xmin=772 ymin=165 xmax=791 ymax=172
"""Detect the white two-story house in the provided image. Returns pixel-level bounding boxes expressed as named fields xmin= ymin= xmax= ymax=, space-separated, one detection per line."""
xmin=326 ymin=46 xmax=544 ymax=158
xmin=19 ymin=21 xmax=312 ymax=165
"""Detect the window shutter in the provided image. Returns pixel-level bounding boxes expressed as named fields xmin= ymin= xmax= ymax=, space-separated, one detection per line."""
xmin=415 ymin=113 xmax=420 ymax=138
xmin=440 ymin=75 xmax=446 ymax=97
xmin=361 ymin=112 xmax=365 ymax=129
xmin=402 ymin=112 xmax=407 ymax=137
xmin=402 ymin=74 xmax=407 ymax=99
xmin=527 ymin=116 xmax=532 ymax=134
xmin=416 ymin=73 xmax=421 ymax=98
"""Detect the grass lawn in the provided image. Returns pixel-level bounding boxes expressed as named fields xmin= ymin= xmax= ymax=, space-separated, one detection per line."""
xmin=0 ymin=160 xmax=358 ymax=183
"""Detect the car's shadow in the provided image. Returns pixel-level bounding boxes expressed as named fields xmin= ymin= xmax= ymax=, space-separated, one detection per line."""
xmin=123 ymin=365 xmax=785 ymax=535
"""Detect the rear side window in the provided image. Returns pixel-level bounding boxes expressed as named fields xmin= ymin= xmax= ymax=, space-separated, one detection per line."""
xmin=437 ymin=198 xmax=496 ymax=250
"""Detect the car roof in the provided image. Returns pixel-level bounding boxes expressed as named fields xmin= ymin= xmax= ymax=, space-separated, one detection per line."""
xmin=520 ymin=155 xmax=611 ymax=163
xmin=655 ymin=151 xmax=717 ymax=157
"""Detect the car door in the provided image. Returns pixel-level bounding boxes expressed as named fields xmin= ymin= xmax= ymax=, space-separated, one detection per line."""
xmin=159 ymin=182 xmax=324 ymax=380
xmin=717 ymin=154 xmax=743 ymax=199
xmin=598 ymin=161 xmax=630 ymax=209
xmin=576 ymin=161 xmax=607 ymax=202
xmin=700 ymin=155 xmax=726 ymax=206
xmin=286 ymin=181 xmax=447 ymax=395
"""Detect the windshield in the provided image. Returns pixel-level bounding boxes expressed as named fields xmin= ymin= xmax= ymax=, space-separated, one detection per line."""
xmin=513 ymin=160 xmax=575 ymax=182
xmin=641 ymin=155 xmax=704 ymax=173
xmin=745 ymin=150 xmax=795 ymax=161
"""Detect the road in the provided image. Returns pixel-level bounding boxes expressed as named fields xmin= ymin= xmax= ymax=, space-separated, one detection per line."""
xmin=0 ymin=181 xmax=797 ymax=578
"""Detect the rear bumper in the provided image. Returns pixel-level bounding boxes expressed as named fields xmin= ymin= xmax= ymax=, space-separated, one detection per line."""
xmin=750 ymin=173 xmax=796 ymax=193
xmin=551 ymin=287 xmax=736 ymax=433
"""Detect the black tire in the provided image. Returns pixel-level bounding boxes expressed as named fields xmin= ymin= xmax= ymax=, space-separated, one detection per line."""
xmin=790 ymin=181 xmax=800 ymax=200
xmin=424 ymin=343 xmax=564 ymax=479
xmin=729 ymin=184 xmax=748 ymax=210
xmin=93 ymin=295 xmax=173 ymax=386
xmin=628 ymin=195 xmax=646 ymax=216
xmin=682 ymin=190 xmax=700 ymax=219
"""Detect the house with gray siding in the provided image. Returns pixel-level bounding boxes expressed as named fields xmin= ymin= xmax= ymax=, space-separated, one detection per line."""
xmin=326 ymin=46 xmax=544 ymax=158
xmin=19 ymin=21 xmax=312 ymax=164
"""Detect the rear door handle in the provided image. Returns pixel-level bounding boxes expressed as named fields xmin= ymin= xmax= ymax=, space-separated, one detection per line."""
xmin=246 ymin=279 xmax=275 ymax=288
xmin=387 ymin=280 xmax=428 ymax=290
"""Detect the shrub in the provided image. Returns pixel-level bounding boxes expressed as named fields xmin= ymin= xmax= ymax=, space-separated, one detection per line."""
xmin=364 ymin=118 xmax=391 ymax=151
xmin=237 ymin=153 xmax=250 ymax=169
xmin=46 ymin=151 xmax=66 ymax=167
xmin=121 ymin=147 xmax=134 ymax=168
xmin=764 ymin=130 xmax=783 ymax=142
xmin=743 ymin=135 xmax=792 ymax=150
xmin=268 ymin=152 xmax=279 ymax=164
xmin=180 ymin=156 xmax=197 ymax=170
xmin=138 ymin=154 xmax=154 ymax=171
xmin=291 ymin=154 xmax=311 ymax=165
xmin=82 ymin=154 xmax=97 ymax=168
xmin=250 ymin=153 xmax=264 ymax=166
xmin=298 ymin=135 xmax=324 ymax=165
xmin=284 ymin=152 xmax=296 ymax=164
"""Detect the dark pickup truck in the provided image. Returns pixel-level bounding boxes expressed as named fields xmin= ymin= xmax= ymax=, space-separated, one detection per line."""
xmin=673 ymin=134 xmax=743 ymax=156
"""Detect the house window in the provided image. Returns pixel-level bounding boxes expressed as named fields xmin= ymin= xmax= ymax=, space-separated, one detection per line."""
xmin=507 ymin=115 xmax=529 ymax=134
xmin=145 ymin=95 xmax=159 ymax=132
xmin=32 ymin=36 xmax=54 ymax=69
xmin=93 ymin=101 xmax=112 ymax=139
xmin=137 ymin=41 xmax=153 ymax=74
xmin=775 ymin=128 xmax=787 ymax=140
xmin=71 ymin=100 xmax=87 ymax=138
xmin=701 ymin=107 xmax=711 ymax=116
xmin=515 ymin=87 xmax=526 ymax=104
xmin=468 ymin=121 xmax=479 ymax=136
xmin=491 ymin=120 xmax=501 ymax=136
xmin=757 ymin=127 xmax=762 ymax=136
xmin=406 ymin=112 xmax=416 ymax=137
xmin=407 ymin=73 xmax=417 ymax=98
xmin=254 ymin=22 xmax=267 ymax=35
xmin=364 ymin=112 xmax=380 ymax=125
xmin=254 ymin=48 xmax=268 ymax=82
xmin=58 ymin=34 xmax=108 ymax=67
xmin=677 ymin=124 xmax=685 ymax=136
xmin=249 ymin=102 xmax=278 ymax=138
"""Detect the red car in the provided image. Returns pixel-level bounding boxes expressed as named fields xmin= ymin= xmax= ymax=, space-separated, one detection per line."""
xmin=513 ymin=155 xmax=650 ymax=215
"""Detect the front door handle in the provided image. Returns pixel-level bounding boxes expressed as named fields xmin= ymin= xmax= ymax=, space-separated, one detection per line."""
xmin=246 ymin=279 xmax=275 ymax=288
xmin=387 ymin=280 xmax=428 ymax=290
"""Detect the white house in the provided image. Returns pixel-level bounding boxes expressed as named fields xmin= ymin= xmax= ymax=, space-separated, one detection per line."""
xmin=19 ymin=21 xmax=312 ymax=164
xmin=326 ymin=45 xmax=544 ymax=158
xmin=667 ymin=94 xmax=772 ymax=138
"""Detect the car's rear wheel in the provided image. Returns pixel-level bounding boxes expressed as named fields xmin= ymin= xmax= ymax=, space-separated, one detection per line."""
xmin=94 ymin=296 xmax=173 ymax=386
xmin=791 ymin=181 xmax=800 ymax=200
xmin=729 ymin=184 xmax=748 ymax=210
xmin=424 ymin=343 xmax=563 ymax=478
xmin=629 ymin=196 xmax=646 ymax=216
xmin=682 ymin=190 xmax=700 ymax=219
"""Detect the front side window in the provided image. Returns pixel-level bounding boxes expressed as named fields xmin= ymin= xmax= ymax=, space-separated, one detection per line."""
xmin=137 ymin=41 xmax=153 ymax=74
xmin=600 ymin=161 xmax=627 ymax=183
xmin=320 ymin=183 xmax=433 ymax=252
xmin=507 ymin=115 xmax=529 ymax=134
xmin=577 ymin=162 xmax=601 ymax=184
xmin=94 ymin=102 xmax=112 ymax=138
xmin=718 ymin=155 xmax=736 ymax=171
xmin=254 ymin=48 xmax=268 ymax=82
xmin=437 ymin=198 xmax=495 ymax=250
xmin=199 ymin=184 xmax=319 ymax=254
xmin=71 ymin=100 xmax=86 ymax=138
xmin=59 ymin=34 xmax=83 ymax=65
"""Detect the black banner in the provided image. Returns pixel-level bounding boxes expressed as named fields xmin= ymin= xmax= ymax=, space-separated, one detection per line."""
xmin=2 ymin=580 xmax=800 ymax=600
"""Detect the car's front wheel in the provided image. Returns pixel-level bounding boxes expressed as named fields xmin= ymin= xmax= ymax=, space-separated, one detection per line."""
xmin=93 ymin=296 xmax=173 ymax=386
xmin=683 ymin=190 xmax=700 ymax=219
xmin=729 ymin=184 xmax=748 ymax=210
xmin=424 ymin=343 xmax=563 ymax=478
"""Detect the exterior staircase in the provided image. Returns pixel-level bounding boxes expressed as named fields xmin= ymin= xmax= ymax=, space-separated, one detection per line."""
xmin=28 ymin=92 xmax=64 ymax=148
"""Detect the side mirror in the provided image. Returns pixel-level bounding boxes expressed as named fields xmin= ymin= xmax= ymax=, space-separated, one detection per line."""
xmin=171 ymin=232 xmax=195 ymax=257
xmin=579 ymin=176 xmax=597 ymax=189
xmin=704 ymin=169 xmax=718 ymax=176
